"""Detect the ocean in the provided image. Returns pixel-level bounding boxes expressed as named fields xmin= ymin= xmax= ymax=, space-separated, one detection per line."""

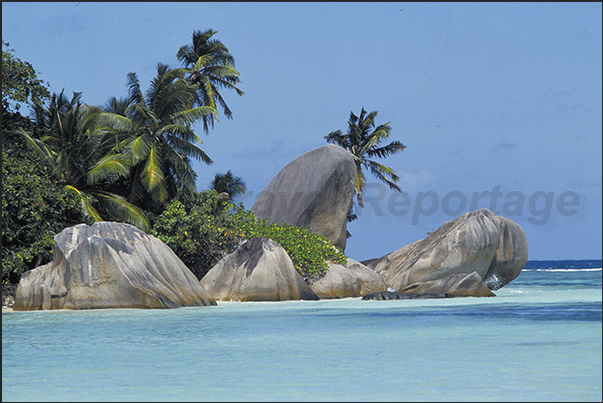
xmin=2 ymin=259 xmax=601 ymax=402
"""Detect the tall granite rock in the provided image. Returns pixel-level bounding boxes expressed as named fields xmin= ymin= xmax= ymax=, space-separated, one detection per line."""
xmin=251 ymin=144 xmax=356 ymax=251
xmin=14 ymin=222 xmax=217 ymax=310
xmin=363 ymin=209 xmax=528 ymax=294
xmin=199 ymin=237 xmax=319 ymax=301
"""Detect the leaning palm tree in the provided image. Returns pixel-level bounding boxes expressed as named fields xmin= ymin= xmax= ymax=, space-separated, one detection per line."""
xmin=176 ymin=29 xmax=244 ymax=133
xmin=19 ymin=90 xmax=150 ymax=231
xmin=97 ymin=63 xmax=216 ymax=208
xmin=209 ymin=170 xmax=246 ymax=202
xmin=325 ymin=108 xmax=406 ymax=220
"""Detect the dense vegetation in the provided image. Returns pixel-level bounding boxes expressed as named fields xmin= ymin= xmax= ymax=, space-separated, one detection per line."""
xmin=152 ymin=191 xmax=347 ymax=282
xmin=2 ymin=40 xmax=50 ymax=112
xmin=2 ymin=115 xmax=91 ymax=283
xmin=2 ymin=33 xmax=347 ymax=285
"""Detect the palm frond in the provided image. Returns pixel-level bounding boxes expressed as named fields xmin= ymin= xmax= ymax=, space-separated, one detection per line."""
xmin=366 ymin=141 xmax=406 ymax=159
xmin=358 ymin=134 xmax=381 ymax=157
xmin=66 ymin=185 xmax=103 ymax=222
xmin=94 ymin=112 xmax=135 ymax=133
xmin=17 ymin=128 xmax=59 ymax=173
xmin=208 ymin=88 xmax=232 ymax=119
xmin=203 ymin=65 xmax=241 ymax=80
xmin=173 ymin=107 xmax=217 ymax=128
xmin=193 ymin=74 xmax=216 ymax=108
xmin=160 ymin=124 xmax=199 ymax=144
xmin=161 ymin=143 xmax=198 ymax=190
xmin=192 ymin=54 xmax=215 ymax=70
xmin=211 ymin=77 xmax=244 ymax=96
xmin=210 ymin=170 xmax=246 ymax=202
xmin=324 ymin=130 xmax=348 ymax=149
xmin=126 ymin=72 xmax=143 ymax=105
xmin=128 ymin=134 xmax=151 ymax=164
xmin=365 ymin=160 xmax=402 ymax=192
xmin=153 ymin=82 xmax=197 ymax=120
xmin=89 ymin=190 xmax=150 ymax=232
xmin=86 ymin=154 xmax=131 ymax=184
xmin=176 ymin=44 xmax=197 ymax=66
xmin=177 ymin=140 xmax=212 ymax=164
xmin=140 ymin=144 xmax=165 ymax=193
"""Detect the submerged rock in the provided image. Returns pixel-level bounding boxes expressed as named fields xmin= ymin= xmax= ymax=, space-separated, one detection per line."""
xmin=363 ymin=209 xmax=528 ymax=295
xmin=199 ymin=237 xmax=319 ymax=302
xmin=14 ymin=222 xmax=216 ymax=310
xmin=362 ymin=291 xmax=462 ymax=300
xmin=251 ymin=144 xmax=356 ymax=251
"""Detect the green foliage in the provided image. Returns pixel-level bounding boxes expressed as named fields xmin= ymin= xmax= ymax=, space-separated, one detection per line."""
xmin=209 ymin=170 xmax=246 ymax=202
xmin=151 ymin=190 xmax=347 ymax=282
xmin=244 ymin=220 xmax=348 ymax=283
xmin=1 ymin=30 xmax=244 ymax=284
xmin=99 ymin=64 xmax=216 ymax=209
xmin=22 ymin=90 xmax=150 ymax=231
xmin=3 ymin=30 xmax=347 ymax=289
xmin=151 ymin=190 xmax=246 ymax=280
xmin=2 ymin=40 xmax=50 ymax=112
xmin=2 ymin=115 xmax=89 ymax=283
xmin=177 ymin=29 xmax=244 ymax=133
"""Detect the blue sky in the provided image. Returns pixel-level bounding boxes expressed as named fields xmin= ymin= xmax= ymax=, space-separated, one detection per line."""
xmin=3 ymin=2 xmax=601 ymax=261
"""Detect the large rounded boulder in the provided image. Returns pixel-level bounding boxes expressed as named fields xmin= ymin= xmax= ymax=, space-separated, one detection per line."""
xmin=309 ymin=258 xmax=389 ymax=299
xmin=14 ymin=222 xmax=217 ymax=310
xmin=251 ymin=144 xmax=356 ymax=251
xmin=363 ymin=209 xmax=528 ymax=293
xmin=199 ymin=237 xmax=319 ymax=302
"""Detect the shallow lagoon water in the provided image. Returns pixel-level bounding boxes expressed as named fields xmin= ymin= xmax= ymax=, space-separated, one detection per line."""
xmin=2 ymin=262 xmax=602 ymax=402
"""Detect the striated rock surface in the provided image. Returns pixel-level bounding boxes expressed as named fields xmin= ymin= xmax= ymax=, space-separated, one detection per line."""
xmin=199 ymin=237 xmax=319 ymax=302
xmin=309 ymin=258 xmax=389 ymax=299
xmin=363 ymin=209 xmax=528 ymax=294
xmin=250 ymin=144 xmax=356 ymax=251
xmin=14 ymin=222 xmax=216 ymax=310
xmin=399 ymin=272 xmax=495 ymax=297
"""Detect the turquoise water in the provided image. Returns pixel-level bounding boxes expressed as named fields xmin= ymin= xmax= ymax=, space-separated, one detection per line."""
xmin=2 ymin=261 xmax=602 ymax=402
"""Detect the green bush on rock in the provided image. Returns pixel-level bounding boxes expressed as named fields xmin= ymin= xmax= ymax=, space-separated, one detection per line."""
xmin=151 ymin=190 xmax=347 ymax=282
xmin=244 ymin=221 xmax=347 ymax=283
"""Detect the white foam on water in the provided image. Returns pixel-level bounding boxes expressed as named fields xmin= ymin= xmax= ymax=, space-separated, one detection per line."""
xmin=530 ymin=268 xmax=602 ymax=272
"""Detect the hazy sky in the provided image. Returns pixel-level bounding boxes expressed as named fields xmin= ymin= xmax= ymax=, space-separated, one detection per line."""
xmin=3 ymin=2 xmax=601 ymax=261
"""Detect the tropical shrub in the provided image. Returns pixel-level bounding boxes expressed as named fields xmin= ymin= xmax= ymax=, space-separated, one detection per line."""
xmin=2 ymin=40 xmax=50 ymax=112
xmin=151 ymin=190 xmax=347 ymax=282
xmin=242 ymin=220 xmax=347 ymax=283
xmin=151 ymin=190 xmax=246 ymax=280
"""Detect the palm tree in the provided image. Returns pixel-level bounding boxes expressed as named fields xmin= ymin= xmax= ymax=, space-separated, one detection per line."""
xmin=176 ymin=29 xmax=244 ymax=133
xmin=19 ymin=90 xmax=150 ymax=231
xmin=325 ymin=108 xmax=406 ymax=220
xmin=209 ymin=170 xmax=246 ymax=202
xmin=98 ymin=63 xmax=216 ymax=209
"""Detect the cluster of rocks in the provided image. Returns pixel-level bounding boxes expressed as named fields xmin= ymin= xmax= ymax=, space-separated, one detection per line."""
xmin=12 ymin=144 xmax=528 ymax=311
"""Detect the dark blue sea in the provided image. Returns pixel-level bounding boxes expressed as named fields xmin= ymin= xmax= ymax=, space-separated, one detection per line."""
xmin=2 ymin=259 xmax=601 ymax=402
